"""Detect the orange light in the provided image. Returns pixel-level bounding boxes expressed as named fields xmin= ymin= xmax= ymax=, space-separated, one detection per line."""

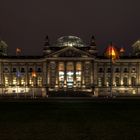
xmin=32 ymin=71 xmax=36 ymax=77
xmin=16 ymin=48 xmax=21 ymax=53
xmin=120 ymin=47 xmax=125 ymax=53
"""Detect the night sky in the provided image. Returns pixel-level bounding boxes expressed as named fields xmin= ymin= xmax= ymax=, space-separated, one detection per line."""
xmin=0 ymin=0 xmax=140 ymax=55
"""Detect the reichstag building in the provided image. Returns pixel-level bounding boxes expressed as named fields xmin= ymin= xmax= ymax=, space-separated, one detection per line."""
xmin=0 ymin=35 xmax=140 ymax=97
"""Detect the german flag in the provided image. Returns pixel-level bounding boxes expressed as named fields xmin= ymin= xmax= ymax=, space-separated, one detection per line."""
xmin=16 ymin=48 xmax=21 ymax=55
xmin=105 ymin=44 xmax=119 ymax=63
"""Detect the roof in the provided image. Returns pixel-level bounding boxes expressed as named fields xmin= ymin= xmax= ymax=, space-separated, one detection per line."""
xmin=0 ymin=55 xmax=43 ymax=59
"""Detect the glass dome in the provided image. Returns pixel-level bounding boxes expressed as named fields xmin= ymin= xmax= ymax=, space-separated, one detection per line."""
xmin=54 ymin=36 xmax=86 ymax=47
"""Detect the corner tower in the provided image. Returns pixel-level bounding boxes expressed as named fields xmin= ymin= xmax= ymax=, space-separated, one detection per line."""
xmin=89 ymin=35 xmax=97 ymax=56
xmin=43 ymin=35 xmax=51 ymax=56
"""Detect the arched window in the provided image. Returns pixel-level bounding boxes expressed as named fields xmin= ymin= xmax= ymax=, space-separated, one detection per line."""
xmin=131 ymin=77 xmax=136 ymax=86
xmin=115 ymin=77 xmax=120 ymax=86
xmin=123 ymin=77 xmax=128 ymax=86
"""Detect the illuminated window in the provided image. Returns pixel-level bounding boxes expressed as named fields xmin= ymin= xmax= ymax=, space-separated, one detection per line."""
xmin=29 ymin=77 xmax=33 ymax=86
xmin=106 ymin=77 xmax=111 ymax=86
xmin=4 ymin=76 xmax=9 ymax=86
xmin=132 ymin=90 xmax=136 ymax=95
xmin=12 ymin=77 xmax=17 ymax=85
xmin=21 ymin=78 xmax=25 ymax=86
xmin=37 ymin=76 xmax=42 ymax=86
xmin=98 ymin=77 xmax=103 ymax=87
xmin=76 ymin=62 xmax=82 ymax=87
xmin=67 ymin=62 xmax=74 ymax=88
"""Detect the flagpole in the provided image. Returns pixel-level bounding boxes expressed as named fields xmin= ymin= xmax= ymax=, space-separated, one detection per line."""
xmin=104 ymin=42 xmax=121 ymax=98
xmin=110 ymin=55 xmax=113 ymax=98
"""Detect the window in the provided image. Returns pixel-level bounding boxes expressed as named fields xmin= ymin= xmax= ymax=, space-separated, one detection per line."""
xmin=124 ymin=68 xmax=128 ymax=73
xmin=115 ymin=77 xmax=120 ymax=86
xmin=4 ymin=77 xmax=9 ymax=86
xmin=123 ymin=77 xmax=128 ymax=86
xmin=21 ymin=68 xmax=25 ymax=73
xmin=76 ymin=62 xmax=82 ymax=87
xmin=4 ymin=67 xmax=9 ymax=73
xmin=58 ymin=63 xmax=64 ymax=88
xmin=107 ymin=68 xmax=111 ymax=73
xmin=29 ymin=68 xmax=33 ymax=72
xmin=98 ymin=77 xmax=103 ymax=87
xmin=12 ymin=77 xmax=17 ymax=85
xmin=115 ymin=68 xmax=120 ymax=73
xmin=21 ymin=78 xmax=25 ymax=86
xmin=29 ymin=77 xmax=33 ymax=86
xmin=12 ymin=68 xmax=17 ymax=72
xmin=131 ymin=77 xmax=136 ymax=86
xmin=37 ymin=67 xmax=42 ymax=72
xmin=131 ymin=68 xmax=136 ymax=73
xmin=106 ymin=77 xmax=111 ymax=86
xmin=37 ymin=76 xmax=42 ymax=86
xmin=98 ymin=68 xmax=103 ymax=73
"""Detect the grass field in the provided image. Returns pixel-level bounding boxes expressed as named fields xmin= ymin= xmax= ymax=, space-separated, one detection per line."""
xmin=0 ymin=99 xmax=140 ymax=140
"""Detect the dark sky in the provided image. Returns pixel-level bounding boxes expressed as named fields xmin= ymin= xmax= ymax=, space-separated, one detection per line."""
xmin=0 ymin=0 xmax=140 ymax=55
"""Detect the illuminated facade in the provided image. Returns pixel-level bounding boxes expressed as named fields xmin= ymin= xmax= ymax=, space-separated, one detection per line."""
xmin=0 ymin=36 xmax=140 ymax=97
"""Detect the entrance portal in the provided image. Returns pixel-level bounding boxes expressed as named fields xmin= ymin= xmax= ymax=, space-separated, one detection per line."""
xmin=66 ymin=62 xmax=74 ymax=89
xmin=67 ymin=71 xmax=74 ymax=88
xmin=58 ymin=62 xmax=83 ymax=89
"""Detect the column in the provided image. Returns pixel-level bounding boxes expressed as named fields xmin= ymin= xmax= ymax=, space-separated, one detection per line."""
xmin=0 ymin=62 xmax=2 ymax=94
xmin=74 ymin=62 xmax=76 ymax=88
xmin=137 ymin=62 xmax=140 ymax=94
xmin=120 ymin=63 xmax=123 ymax=86
xmin=82 ymin=61 xmax=85 ymax=88
xmin=64 ymin=61 xmax=67 ymax=88
xmin=55 ymin=61 xmax=59 ymax=89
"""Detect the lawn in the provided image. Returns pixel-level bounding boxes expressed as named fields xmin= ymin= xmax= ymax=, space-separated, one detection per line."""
xmin=0 ymin=99 xmax=140 ymax=140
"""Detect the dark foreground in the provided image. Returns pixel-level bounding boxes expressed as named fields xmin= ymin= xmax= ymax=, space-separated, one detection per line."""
xmin=0 ymin=99 xmax=140 ymax=140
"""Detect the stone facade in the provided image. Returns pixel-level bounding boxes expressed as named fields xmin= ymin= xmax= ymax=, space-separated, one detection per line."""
xmin=0 ymin=36 xmax=140 ymax=97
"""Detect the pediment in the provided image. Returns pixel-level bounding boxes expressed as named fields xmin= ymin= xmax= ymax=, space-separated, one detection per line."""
xmin=48 ymin=47 xmax=91 ymax=58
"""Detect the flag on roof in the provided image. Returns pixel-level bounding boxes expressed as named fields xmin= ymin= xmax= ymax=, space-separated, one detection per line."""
xmin=105 ymin=43 xmax=119 ymax=63
xmin=16 ymin=48 xmax=21 ymax=55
